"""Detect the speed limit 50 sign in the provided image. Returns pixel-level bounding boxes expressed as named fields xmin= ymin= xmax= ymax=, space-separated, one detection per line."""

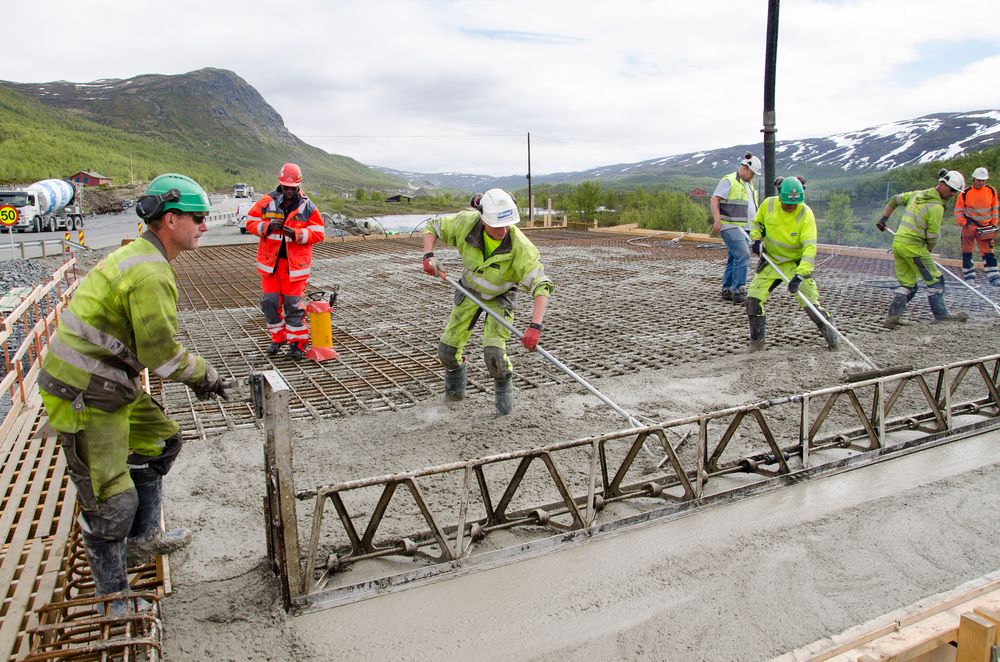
xmin=0 ymin=205 xmax=19 ymax=226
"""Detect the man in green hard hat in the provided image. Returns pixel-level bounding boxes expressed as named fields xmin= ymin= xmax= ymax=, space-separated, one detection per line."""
xmin=38 ymin=173 xmax=229 ymax=613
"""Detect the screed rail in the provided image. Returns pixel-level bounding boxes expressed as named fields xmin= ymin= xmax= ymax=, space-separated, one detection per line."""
xmin=250 ymin=353 xmax=1000 ymax=613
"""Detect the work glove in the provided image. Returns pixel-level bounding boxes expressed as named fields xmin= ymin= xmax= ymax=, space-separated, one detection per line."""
xmin=281 ymin=225 xmax=304 ymax=243
xmin=751 ymin=240 xmax=761 ymax=256
xmin=875 ymin=216 xmax=889 ymax=232
xmin=787 ymin=275 xmax=803 ymax=294
xmin=266 ymin=218 xmax=285 ymax=235
xmin=522 ymin=323 xmax=542 ymax=351
xmin=191 ymin=366 xmax=230 ymax=401
xmin=422 ymin=252 xmax=442 ymax=277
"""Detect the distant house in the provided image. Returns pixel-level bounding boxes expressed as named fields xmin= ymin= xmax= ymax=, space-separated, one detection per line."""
xmin=689 ymin=187 xmax=708 ymax=197
xmin=386 ymin=194 xmax=413 ymax=203
xmin=69 ymin=171 xmax=113 ymax=187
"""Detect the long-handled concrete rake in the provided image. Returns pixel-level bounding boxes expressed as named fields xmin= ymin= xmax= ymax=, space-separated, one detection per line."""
xmin=742 ymin=229 xmax=910 ymax=382
xmin=882 ymin=227 xmax=1000 ymax=316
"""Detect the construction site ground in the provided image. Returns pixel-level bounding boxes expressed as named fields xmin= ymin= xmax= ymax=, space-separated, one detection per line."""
xmin=7 ymin=228 xmax=1000 ymax=660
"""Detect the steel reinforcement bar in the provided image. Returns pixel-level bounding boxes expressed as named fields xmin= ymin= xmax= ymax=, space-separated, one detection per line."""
xmin=254 ymin=354 xmax=1000 ymax=612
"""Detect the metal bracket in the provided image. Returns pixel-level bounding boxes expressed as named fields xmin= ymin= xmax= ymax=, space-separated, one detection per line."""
xmin=248 ymin=372 xmax=265 ymax=419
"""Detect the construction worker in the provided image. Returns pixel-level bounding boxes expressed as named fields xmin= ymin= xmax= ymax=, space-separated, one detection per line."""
xmin=37 ymin=174 xmax=229 ymax=613
xmin=710 ymin=152 xmax=761 ymax=304
xmin=245 ymin=163 xmax=326 ymax=359
xmin=746 ymin=177 xmax=838 ymax=352
xmin=422 ymin=189 xmax=553 ymax=415
xmin=877 ymin=169 xmax=969 ymax=326
xmin=954 ymin=167 xmax=999 ymax=285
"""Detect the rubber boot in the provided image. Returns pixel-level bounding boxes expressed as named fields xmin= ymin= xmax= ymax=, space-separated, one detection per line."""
xmin=494 ymin=377 xmax=514 ymax=415
xmin=286 ymin=342 xmax=307 ymax=360
xmin=443 ymin=363 xmax=467 ymax=401
xmin=883 ymin=293 xmax=909 ymax=328
xmin=266 ymin=341 xmax=283 ymax=356
xmin=82 ymin=538 xmax=129 ymax=616
xmin=807 ymin=308 xmax=839 ymax=349
xmin=126 ymin=475 xmax=191 ymax=566
xmin=928 ymin=293 xmax=968 ymax=323
xmin=748 ymin=316 xmax=766 ymax=352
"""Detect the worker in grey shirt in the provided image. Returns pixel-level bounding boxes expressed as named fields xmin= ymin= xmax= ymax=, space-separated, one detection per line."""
xmin=710 ymin=153 xmax=761 ymax=304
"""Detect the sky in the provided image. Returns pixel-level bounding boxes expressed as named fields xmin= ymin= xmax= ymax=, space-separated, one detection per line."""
xmin=4 ymin=0 xmax=1000 ymax=177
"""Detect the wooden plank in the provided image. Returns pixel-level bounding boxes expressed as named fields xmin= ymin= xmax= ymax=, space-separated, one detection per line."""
xmin=0 ymin=540 xmax=45 ymax=661
xmin=956 ymin=612 xmax=994 ymax=662
xmin=972 ymin=607 xmax=1000 ymax=644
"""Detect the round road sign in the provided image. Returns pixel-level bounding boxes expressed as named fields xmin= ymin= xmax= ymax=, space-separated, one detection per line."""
xmin=0 ymin=206 xmax=19 ymax=226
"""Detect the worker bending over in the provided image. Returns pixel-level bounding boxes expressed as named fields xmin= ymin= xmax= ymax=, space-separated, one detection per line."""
xmin=422 ymin=189 xmax=553 ymax=415
xmin=953 ymin=166 xmax=999 ymax=285
xmin=746 ymin=177 xmax=837 ymax=352
xmin=877 ymin=169 xmax=968 ymax=327
xmin=245 ymin=163 xmax=326 ymax=359
xmin=38 ymin=174 xmax=229 ymax=613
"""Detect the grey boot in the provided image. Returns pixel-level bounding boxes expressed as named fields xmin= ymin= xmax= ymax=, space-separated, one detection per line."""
xmin=928 ymin=293 xmax=968 ymax=323
xmin=748 ymin=316 xmax=766 ymax=352
xmin=883 ymin=292 xmax=909 ymax=328
xmin=82 ymin=538 xmax=129 ymax=616
xmin=126 ymin=471 xmax=191 ymax=566
xmin=494 ymin=377 xmax=514 ymax=415
xmin=807 ymin=308 xmax=839 ymax=349
xmin=443 ymin=364 xmax=467 ymax=401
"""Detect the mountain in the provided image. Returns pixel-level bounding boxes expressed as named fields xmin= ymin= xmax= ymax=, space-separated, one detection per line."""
xmin=375 ymin=109 xmax=1000 ymax=192
xmin=0 ymin=68 xmax=402 ymax=192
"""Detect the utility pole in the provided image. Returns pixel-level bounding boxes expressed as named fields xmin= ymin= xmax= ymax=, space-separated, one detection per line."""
xmin=130 ymin=154 xmax=134 ymax=185
xmin=526 ymin=132 xmax=533 ymax=226
xmin=763 ymin=0 xmax=779 ymax=198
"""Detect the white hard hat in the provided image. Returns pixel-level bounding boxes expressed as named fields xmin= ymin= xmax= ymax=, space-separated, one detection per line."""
xmin=972 ymin=167 xmax=989 ymax=181
xmin=478 ymin=188 xmax=520 ymax=228
xmin=939 ymin=170 xmax=966 ymax=192
xmin=740 ymin=153 xmax=761 ymax=175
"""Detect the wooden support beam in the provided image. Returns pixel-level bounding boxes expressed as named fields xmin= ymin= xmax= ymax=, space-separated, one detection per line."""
xmin=956 ymin=612 xmax=995 ymax=662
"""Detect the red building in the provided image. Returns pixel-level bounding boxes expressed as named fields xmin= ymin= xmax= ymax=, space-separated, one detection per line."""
xmin=689 ymin=187 xmax=708 ymax=197
xmin=68 ymin=171 xmax=113 ymax=187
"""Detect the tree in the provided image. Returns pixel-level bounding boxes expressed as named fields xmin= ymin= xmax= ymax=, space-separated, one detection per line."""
xmin=572 ymin=181 xmax=602 ymax=220
xmin=824 ymin=191 xmax=856 ymax=245
xmin=355 ymin=188 xmax=365 ymax=201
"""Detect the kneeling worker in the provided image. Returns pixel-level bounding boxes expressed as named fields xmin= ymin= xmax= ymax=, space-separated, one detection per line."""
xmin=38 ymin=174 xmax=230 ymax=612
xmin=422 ymin=189 xmax=553 ymax=415
xmin=746 ymin=176 xmax=838 ymax=351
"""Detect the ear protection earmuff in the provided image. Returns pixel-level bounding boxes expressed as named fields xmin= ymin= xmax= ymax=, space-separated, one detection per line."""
xmin=136 ymin=188 xmax=181 ymax=220
xmin=471 ymin=193 xmax=483 ymax=212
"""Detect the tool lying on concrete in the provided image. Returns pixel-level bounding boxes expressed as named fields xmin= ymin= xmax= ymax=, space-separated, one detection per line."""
xmin=443 ymin=274 xmax=646 ymax=430
xmin=743 ymin=229 xmax=909 ymax=383
xmin=882 ymin=227 xmax=1000 ymax=317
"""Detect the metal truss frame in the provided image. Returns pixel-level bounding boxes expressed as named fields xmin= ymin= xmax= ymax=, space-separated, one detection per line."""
xmin=255 ymin=354 xmax=1000 ymax=614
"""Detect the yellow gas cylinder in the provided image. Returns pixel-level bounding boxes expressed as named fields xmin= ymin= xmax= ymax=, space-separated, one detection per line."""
xmin=305 ymin=289 xmax=339 ymax=361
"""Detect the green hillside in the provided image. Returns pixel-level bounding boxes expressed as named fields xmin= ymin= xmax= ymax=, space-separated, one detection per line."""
xmin=0 ymin=75 xmax=401 ymax=193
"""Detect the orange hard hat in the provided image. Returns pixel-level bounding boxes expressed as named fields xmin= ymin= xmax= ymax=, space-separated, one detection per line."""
xmin=278 ymin=163 xmax=303 ymax=187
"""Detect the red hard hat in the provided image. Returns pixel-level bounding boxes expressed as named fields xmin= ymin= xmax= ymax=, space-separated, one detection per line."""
xmin=278 ymin=163 xmax=303 ymax=187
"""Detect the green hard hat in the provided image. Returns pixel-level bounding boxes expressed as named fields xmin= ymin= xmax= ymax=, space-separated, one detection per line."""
xmin=778 ymin=176 xmax=805 ymax=205
xmin=137 ymin=173 xmax=211 ymax=220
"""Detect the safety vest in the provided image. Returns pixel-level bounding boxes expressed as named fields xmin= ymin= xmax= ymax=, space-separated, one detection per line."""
xmin=245 ymin=191 xmax=326 ymax=280
xmin=749 ymin=197 xmax=817 ymax=278
xmin=891 ymin=188 xmax=944 ymax=250
xmin=954 ymin=184 xmax=999 ymax=227
xmin=426 ymin=211 xmax=554 ymax=305
xmin=39 ymin=232 xmax=210 ymax=411
xmin=717 ymin=172 xmax=760 ymax=226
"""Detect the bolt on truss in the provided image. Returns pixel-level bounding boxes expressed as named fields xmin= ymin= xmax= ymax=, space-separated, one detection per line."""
xmin=253 ymin=354 xmax=1000 ymax=613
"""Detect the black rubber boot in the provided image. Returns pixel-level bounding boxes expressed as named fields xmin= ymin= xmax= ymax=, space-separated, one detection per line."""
xmin=748 ymin=316 xmax=766 ymax=352
xmin=266 ymin=341 xmax=283 ymax=356
xmin=883 ymin=293 xmax=909 ymax=328
xmin=126 ymin=473 xmax=191 ymax=566
xmin=929 ymin=293 xmax=968 ymax=323
xmin=807 ymin=308 xmax=839 ymax=349
xmin=494 ymin=377 xmax=514 ymax=415
xmin=82 ymin=538 xmax=129 ymax=616
xmin=286 ymin=342 xmax=307 ymax=360
xmin=443 ymin=364 xmax=467 ymax=401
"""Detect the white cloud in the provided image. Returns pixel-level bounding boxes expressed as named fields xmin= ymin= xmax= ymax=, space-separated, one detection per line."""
xmin=3 ymin=0 xmax=999 ymax=176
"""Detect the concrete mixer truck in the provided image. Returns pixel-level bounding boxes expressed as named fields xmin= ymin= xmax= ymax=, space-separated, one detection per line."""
xmin=0 ymin=179 xmax=84 ymax=233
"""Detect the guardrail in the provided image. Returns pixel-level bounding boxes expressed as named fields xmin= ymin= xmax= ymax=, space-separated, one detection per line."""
xmin=253 ymin=354 xmax=1000 ymax=613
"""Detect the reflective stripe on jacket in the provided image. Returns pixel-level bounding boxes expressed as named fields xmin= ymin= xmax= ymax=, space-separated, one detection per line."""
xmin=40 ymin=232 xmax=210 ymax=407
xmin=426 ymin=210 xmax=554 ymax=303
xmin=749 ymin=197 xmax=817 ymax=278
xmin=246 ymin=191 xmax=325 ymax=280
xmin=954 ymin=185 xmax=999 ymax=227
xmin=717 ymin=172 xmax=759 ymax=226
xmin=890 ymin=188 xmax=944 ymax=251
